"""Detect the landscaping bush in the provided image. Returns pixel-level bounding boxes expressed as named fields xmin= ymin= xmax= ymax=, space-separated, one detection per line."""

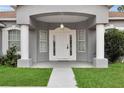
xmin=0 ymin=46 xmax=21 ymax=67
xmin=105 ymin=28 xmax=124 ymax=63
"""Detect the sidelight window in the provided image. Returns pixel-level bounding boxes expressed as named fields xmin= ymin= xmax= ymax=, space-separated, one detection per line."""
xmin=69 ymin=35 xmax=72 ymax=56
xmin=39 ymin=30 xmax=48 ymax=52
xmin=53 ymin=35 xmax=56 ymax=56
xmin=78 ymin=29 xmax=86 ymax=52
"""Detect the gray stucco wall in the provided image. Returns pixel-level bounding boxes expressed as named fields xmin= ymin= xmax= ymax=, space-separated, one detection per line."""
xmin=0 ymin=19 xmax=96 ymax=63
xmin=0 ymin=21 xmax=96 ymax=63
xmin=30 ymin=19 xmax=96 ymax=63
xmin=29 ymin=29 xmax=37 ymax=63
xmin=16 ymin=5 xmax=108 ymax=63
xmin=37 ymin=22 xmax=49 ymax=62
xmin=87 ymin=29 xmax=96 ymax=62
xmin=109 ymin=20 xmax=124 ymax=27
xmin=16 ymin=5 xmax=109 ymax=25
xmin=14 ymin=19 xmax=124 ymax=63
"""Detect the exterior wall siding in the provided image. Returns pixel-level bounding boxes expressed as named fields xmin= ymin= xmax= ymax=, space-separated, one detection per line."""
xmin=0 ymin=21 xmax=17 ymax=55
xmin=33 ymin=21 xmax=96 ymax=62
xmin=29 ymin=29 xmax=37 ymax=63
xmin=37 ymin=29 xmax=49 ymax=62
xmin=87 ymin=29 xmax=96 ymax=62
xmin=37 ymin=22 xmax=49 ymax=62
xmin=16 ymin=5 xmax=109 ymax=25
xmin=109 ymin=20 xmax=124 ymax=27
xmin=0 ymin=18 xmax=96 ymax=63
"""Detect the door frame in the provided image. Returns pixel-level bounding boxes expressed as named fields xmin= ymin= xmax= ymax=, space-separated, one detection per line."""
xmin=49 ymin=27 xmax=76 ymax=61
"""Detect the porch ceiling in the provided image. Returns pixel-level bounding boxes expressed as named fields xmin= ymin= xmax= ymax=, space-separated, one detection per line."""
xmin=32 ymin=12 xmax=94 ymax=23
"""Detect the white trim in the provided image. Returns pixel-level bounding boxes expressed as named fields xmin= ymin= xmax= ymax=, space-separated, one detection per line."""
xmin=8 ymin=30 xmax=20 ymax=52
xmin=77 ymin=29 xmax=86 ymax=52
xmin=109 ymin=17 xmax=124 ymax=20
xmin=39 ymin=30 xmax=48 ymax=52
xmin=2 ymin=25 xmax=20 ymax=55
xmin=49 ymin=27 xmax=76 ymax=61
xmin=0 ymin=18 xmax=16 ymax=21
xmin=2 ymin=29 xmax=8 ymax=55
xmin=105 ymin=24 xmax=124 ymax=30
xmin=105 ymin=24 xmax=114 ymax=29
xmin=2 ymin=25 xmax=20 ymax=31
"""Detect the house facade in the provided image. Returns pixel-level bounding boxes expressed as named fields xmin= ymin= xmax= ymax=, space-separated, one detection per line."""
xmin=0 ymin=5 xmax=122 ymax=68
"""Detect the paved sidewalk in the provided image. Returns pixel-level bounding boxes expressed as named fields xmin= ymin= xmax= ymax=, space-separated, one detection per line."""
xmin=47 ymin=68 xmax=77 ymax=88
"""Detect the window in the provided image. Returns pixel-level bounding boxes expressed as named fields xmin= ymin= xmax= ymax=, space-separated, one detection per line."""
xmin=78 ymin=29 xmax=86 ymax=52
xmin=70 ymin=35 xmax=72 ymax=56
xmin=39 ymin=30 xmax=48 ymax=52
xmin=8 ymin=30 xmax=20 ymax=51
xmin=53 ymin=35 xmax=56 ymax=56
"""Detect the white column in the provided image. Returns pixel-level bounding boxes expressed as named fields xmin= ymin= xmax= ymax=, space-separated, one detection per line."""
xmin=21 ymin=25 xmax=29 ymax=59
xmin=2 ymin=29 xmax=8 ymax=55
xmin=96 ymin=24 xmax=105 ymax=59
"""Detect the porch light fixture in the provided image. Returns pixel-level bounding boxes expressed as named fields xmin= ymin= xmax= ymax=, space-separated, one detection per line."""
xmin=60 ymin=23 xmax=64 ymax=29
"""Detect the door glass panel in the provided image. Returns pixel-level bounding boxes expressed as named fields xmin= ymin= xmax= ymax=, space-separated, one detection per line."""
xmin=70 ymin=35 xmax=72 ymax=56
xmin=53 ymin=35 xmax=56 ymax=56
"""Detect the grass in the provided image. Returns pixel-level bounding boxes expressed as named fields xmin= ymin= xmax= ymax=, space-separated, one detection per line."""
xmin=73 ymin=63 xmax=124 ymax=88
xmin=0 ymin=66 xmax=52 ymax=86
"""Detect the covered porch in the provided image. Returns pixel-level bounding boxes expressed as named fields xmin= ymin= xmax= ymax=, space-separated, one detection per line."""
xmin=16 ymin=6 xmax=109 ymax=68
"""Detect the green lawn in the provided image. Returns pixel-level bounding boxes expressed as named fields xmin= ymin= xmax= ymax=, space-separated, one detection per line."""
xmin=73 ymin=63 xmax=124 ymax=88
xmin=0 ymin=66 xmax=52 ymax=86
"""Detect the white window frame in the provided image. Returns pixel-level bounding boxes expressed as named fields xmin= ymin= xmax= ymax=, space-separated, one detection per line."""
xmin=77 ymin=29 xmax=86 ymax=52
xmin=39 ymin=30 xmax=48 ymax=52
xmin=2 ymin=25 xmax=20 ymax=54
xmin=8 ymin=29 xmax=20 ymax=52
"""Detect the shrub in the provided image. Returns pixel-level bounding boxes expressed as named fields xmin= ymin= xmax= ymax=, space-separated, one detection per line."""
xmin=105 ymin=28 xmax=124 ymax=63
xmin=0 ymin=46 xmax=21 ymax=67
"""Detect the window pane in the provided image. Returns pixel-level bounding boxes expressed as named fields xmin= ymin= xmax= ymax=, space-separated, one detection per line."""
xmin=8 ymin=41 xmax=20 ymax=51
xmin=70 ymin=35 xmax=72 ymax=56
xmin=78 ymin=30 xmax=85 ymax=40
xmin=78 ymin=29 xmax=86 ymax=52
xmin=40 ymin=32 xmax=47 ymax=40
xmin=40 ymin=42 xmax=47 ymax=52
xmin=9 ymin=30 xmax=12 ymax=40
xmin=41 ymin=42 xmax=47 ymax=48
xmin=8 ymin=30 xmax=20 ymax=51
xmin=17 ymin=31 xmax=20 ymax=41
xmin=78 ymin=41 xmax=85 ymax=52
xmin=39 ymin=31 xmax=48 ymax=52
xmin=53 ymin=35 xmax=56 ymax=56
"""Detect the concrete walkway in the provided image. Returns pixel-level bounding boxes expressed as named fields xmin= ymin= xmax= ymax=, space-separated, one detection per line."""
xmin=48 ymin=68 xmax=77 ymax=88
xmin=32 ymin=62 xmax=94 ymax=88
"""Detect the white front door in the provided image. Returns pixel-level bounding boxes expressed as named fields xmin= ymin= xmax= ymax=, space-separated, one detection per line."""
xmin=49 ymin=27 xmax=76 ymax=61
